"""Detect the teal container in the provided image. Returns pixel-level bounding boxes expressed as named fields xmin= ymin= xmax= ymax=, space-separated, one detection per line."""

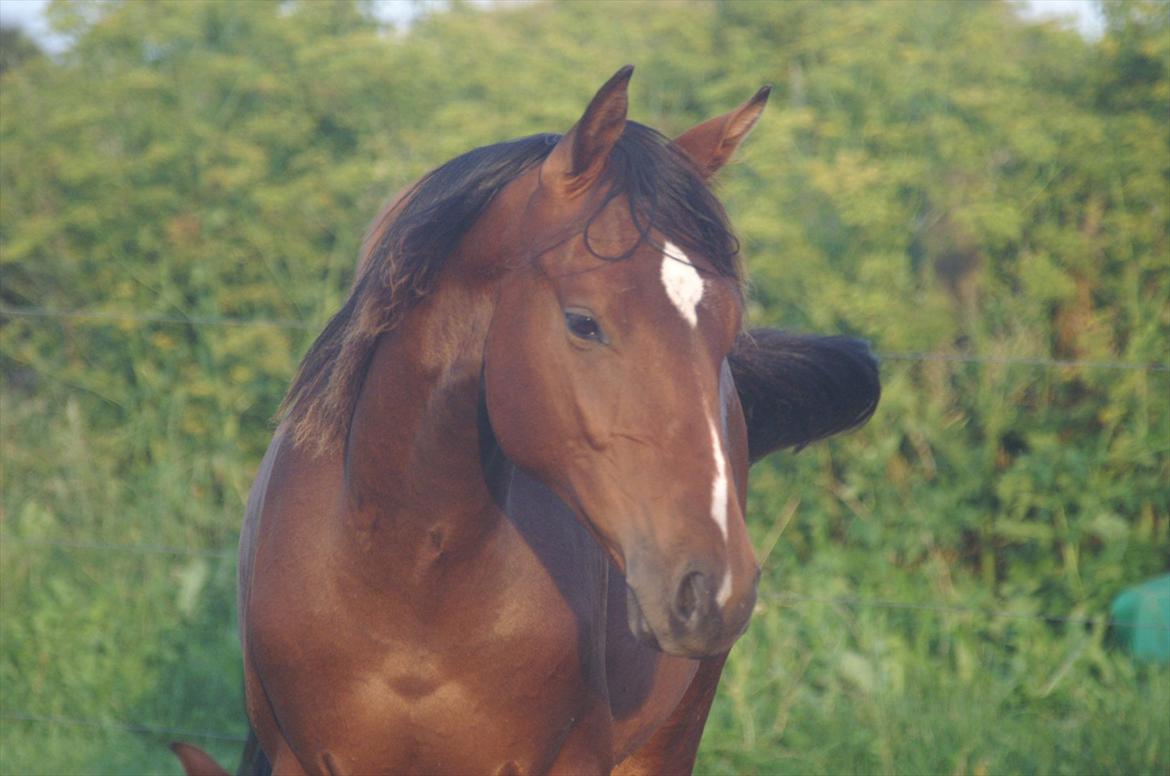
xmin=1110 ymin=574 xmax=1170 ymax=663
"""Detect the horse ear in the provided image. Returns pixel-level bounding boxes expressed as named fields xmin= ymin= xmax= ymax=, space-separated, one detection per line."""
xmin=729 ymin=329 xmax=881 ymax=463
xmin=541 ymin=65 xmax=633 ymax=197
xmin=674 ymin=85 xmax=771 ymax=179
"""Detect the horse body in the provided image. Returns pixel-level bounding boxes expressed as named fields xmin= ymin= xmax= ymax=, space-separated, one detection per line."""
xmin=240 ymin=429 xmax=711 ymax=774
xmin=242 ymin=438 xmax=612 ymax=774
xmin=174 ymin=67 xmax=881 ymax=776
xmin=239 ymin=166 xmax=750 ymax=774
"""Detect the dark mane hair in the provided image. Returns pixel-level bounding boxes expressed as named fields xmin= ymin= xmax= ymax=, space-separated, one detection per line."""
xmin=586 ymin=122 xmax=741 ymax=280
xmin=280 ymin=123 xmax=742 ymax=454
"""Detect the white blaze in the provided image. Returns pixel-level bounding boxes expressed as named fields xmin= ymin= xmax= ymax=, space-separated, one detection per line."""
xmin=717 ymin=568 xmax=733 ymax=607
xmin=660 ymin=241 xmax=704 ymax=327
xmin=663 ymin=243 xmax=732 ymax=605
xmin=709 ymin=416 xmax=734 ymax=606
xmin=708 ymin=417 xmax=729 ymax=540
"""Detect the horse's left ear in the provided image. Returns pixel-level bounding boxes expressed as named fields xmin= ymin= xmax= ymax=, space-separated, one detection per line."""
xmin=674 ymin=85 xmax=771 ymax=179
xmin=541 ymin=65 xmax=633 ymax=198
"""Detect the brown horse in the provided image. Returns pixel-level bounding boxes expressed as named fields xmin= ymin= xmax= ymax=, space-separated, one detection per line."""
xmin=174 ymin=67 xmax=879 ymax=776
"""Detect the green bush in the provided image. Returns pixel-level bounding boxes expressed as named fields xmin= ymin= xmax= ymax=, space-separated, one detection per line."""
xmin=1 ymin=1 xmax=1166 ymax=773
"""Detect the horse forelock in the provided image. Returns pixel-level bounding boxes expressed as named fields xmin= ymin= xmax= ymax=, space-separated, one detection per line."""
xmin=279 ymin=122 xmax=744 ymax=455
xmin=583 ymin=122 xmax=743 ymax=288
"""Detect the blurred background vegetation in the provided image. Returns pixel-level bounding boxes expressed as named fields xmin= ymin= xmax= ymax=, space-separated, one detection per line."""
xmin=1 ymin=0 xmax=1167 ymax=773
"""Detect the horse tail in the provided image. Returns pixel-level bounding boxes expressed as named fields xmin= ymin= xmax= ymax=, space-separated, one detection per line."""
xmin=169 ymin=742 xmax=230 ymax=776
xmin=235 ymin=726 xmax=273 ymax=776
xmin=729 ymin=329 xmax=881 ymax=461
xmin=168 ymin=726 xmax=270 ymax=776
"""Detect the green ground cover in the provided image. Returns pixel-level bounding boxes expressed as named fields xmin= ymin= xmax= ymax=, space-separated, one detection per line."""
xmin=2 ymin=1 xmax=1167 ymax=773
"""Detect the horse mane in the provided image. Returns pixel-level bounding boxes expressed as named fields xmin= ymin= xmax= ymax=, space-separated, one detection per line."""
xmin=279 ymin=123 xmax=742 ymax=455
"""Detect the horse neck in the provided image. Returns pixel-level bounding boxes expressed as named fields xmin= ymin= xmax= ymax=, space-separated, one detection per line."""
xmin=342 ymin=271 xmax=500 ymax=562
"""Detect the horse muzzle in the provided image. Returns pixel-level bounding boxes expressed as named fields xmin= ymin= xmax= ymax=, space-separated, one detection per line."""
xmin=625 ymin=563 xmax=758 ymax=657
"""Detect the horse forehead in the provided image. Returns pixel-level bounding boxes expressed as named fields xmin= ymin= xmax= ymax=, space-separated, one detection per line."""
xmin=547 ymin=236 xmax=736 ymax=330
xmin=582 ymin=249 xmax=698 ymax=314
xmin=658 ymin=240 xmax=705 ymax=327
xmin=624 ymin=242 xmax=738 ymax=330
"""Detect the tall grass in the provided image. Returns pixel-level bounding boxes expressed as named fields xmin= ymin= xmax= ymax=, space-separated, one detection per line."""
xmin=2 ymin=359 xmax=1167 ymax=774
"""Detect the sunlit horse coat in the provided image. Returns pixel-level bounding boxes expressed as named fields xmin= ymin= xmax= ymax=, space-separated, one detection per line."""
xmin=173 ymin=67 xmax=879 ymax=776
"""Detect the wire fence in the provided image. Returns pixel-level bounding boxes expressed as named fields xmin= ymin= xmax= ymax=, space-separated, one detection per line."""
xmin=2 ymin=300 xmax=1168 ymax=750
xmin=2 ymin=542 xmax=1167 ymax=746
xmin=1 ymin=536 xmax=237 ymax=559
xmin=2 ymin=582 xmax=1166 ymax=747
xmin=0 ymin=304 xmax=318 ymax=331
xmin=0 ymin=712 xmax=248 ymax=744
xmin=2 ymin=533 xmax=1166 ymax=633
xmin=3 ymin=302 xmax=1169 ymax=372
xmin=3 ymin=584 xmax=1167 ymax=748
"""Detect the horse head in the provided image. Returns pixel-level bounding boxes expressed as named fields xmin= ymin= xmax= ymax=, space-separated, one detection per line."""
xmin=475 ymin=67 xmax=772 ymax=657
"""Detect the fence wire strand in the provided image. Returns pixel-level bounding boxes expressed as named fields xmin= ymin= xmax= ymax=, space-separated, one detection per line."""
xmin=763 ymin=591 xmax=1170 ymax=631
xmin=3 ymin=303 xmax=1168 ymax=372
xmin=3 ymin=533 xmax=1166 ymax=632
xmin=0 ymin=536 xmax=236 ymax=559
xmin=0 ymin=712 xmax=247 ymax=743
xmin=0 ymin=304 xmax=316 ymax=330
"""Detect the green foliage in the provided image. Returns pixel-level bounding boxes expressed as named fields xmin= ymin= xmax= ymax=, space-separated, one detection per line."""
xmin=1 ymin=1 xmax=1167 ymax=773
xmin=0 ymin=26 xmax=43 ymax=75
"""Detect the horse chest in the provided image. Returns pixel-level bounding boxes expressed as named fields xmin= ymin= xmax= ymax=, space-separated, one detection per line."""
xmin=249 ymin=510 xmax=612 ymax=773
xmin=331 ymin=627 xmax=596 ymax=774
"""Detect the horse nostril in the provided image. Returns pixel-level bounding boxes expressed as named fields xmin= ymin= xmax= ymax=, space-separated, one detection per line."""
xmin=674 ymin=571 xmax=710 ymax=625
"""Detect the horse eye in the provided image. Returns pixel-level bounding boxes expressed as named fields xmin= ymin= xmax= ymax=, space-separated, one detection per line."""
xmin=565 ymin=311 xmax=603 ymax=342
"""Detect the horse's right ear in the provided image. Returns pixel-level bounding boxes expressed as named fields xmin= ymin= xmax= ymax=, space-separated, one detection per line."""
xmin=541 ymin=65 xmax=633 ymax=198
xmin=674 ymin=85 xmax=770 ymax=179
xmin=729 ymin=329 xmax=881 ymax=463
